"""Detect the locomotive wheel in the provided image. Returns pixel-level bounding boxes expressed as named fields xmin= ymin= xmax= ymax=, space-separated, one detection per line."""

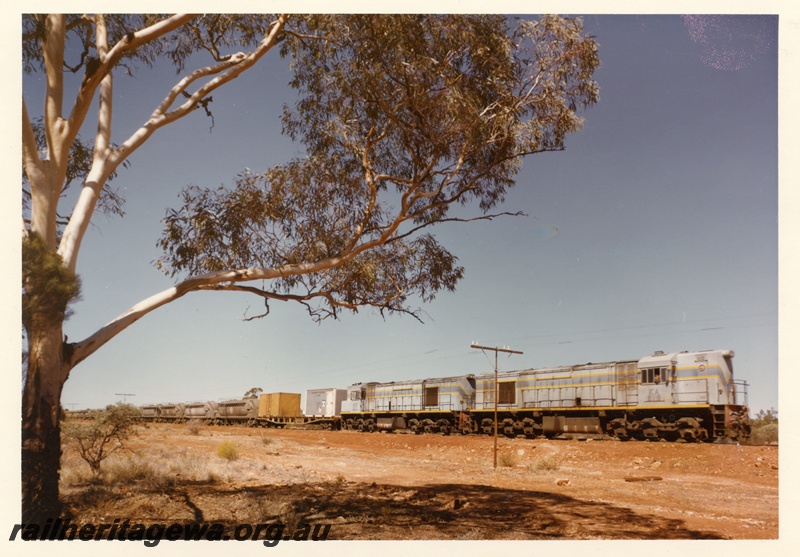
xmin=522 ymin=418 xmax=537 ymax=438
xmin=679 ymin=429 xmax=698 ymax=443
xmin=610 ymin=429 xmax=630 ymax=441
xmin=408 ymin=419 xmax=421 ymax=434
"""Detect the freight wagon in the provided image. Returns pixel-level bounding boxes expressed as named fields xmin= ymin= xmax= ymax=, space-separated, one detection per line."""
xmin=139 ymin=392 xmax=340 ymax=429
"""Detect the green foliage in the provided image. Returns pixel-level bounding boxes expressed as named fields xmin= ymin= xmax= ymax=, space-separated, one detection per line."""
xmin=749 ymin=408 xmax=778 ymax=444
xmin=750 ymin=423 xmax=778 ymax=445
xmin=244 ymin=387 xmax=263 ymax=399
xmin=22 ymin=15 xmax=274 ymax=75
xmin=62 ymin=403 xmax=142 ymax=475
xmin=157 ymin=15 xmax=599 ymax=322
xmin=217 ymin=441 xmax=240 ymax=461
xmin=752 ymin=407 xmax=778 ymax=427
xmin=22 ymin=233 xmax=82 ymax=333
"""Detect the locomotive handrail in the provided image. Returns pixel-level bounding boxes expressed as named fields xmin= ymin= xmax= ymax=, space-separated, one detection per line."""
xmin=733 ymin=380 xmax=749 ymax=406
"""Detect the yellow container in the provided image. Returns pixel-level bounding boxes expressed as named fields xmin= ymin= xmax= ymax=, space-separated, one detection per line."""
xmin=258 ymin=392 xmax=301 ymax=418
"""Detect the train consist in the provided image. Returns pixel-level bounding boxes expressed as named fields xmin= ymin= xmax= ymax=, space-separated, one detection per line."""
xmin=340 ymin=349 xmax=751 ymax=442
xmin=74 ymin=349 xmax=751 ymax=442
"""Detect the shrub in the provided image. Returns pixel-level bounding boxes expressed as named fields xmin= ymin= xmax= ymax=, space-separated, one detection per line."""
xmin=748 ymin=408 xmax=778 ymax=445
xmin=62 ymin=402 xmax=141 ymax=476
xmin=217 ymin=441 xmax=240 ymax=461
xmin=185 ymin=420 xmax=203 ymax=435
xmin=750 ymin=423 xmax=778 ymax=445
xmin=497 ymin=452 xmax=518 ymax=468
xmin=100 ymin=457 xmax=177 ymax=488
xmin=533 ymin=456 xmax=560 ymax=471
xmin=260 ymin=433 xmax=273 ymax=445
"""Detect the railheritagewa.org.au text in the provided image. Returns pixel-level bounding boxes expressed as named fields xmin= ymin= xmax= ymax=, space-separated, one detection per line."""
xmin=9 ymin=518 xmax=331 ymax=546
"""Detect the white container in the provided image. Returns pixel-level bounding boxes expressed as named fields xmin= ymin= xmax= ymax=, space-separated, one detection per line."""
xmin=305 ymin=388 xmax=347 ymax=417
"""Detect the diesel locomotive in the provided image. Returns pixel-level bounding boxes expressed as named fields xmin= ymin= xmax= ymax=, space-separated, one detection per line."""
xmin=339 ymin=349 xmax=751 ymax=442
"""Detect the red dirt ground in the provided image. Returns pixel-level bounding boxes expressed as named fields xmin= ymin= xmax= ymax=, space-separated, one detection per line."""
xmin=60 ymin=422 xmax=778 ymax=540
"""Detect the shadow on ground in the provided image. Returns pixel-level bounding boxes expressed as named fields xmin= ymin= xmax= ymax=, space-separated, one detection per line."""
xmin=61 ymin=479 xmax=725 ymax=540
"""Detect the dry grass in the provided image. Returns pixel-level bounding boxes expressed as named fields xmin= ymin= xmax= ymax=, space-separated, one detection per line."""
xmin=59 ymin=438 xmax=284 ymax=494
xmin=532 ymin=456 xmax=560 ymax=471
xmin=185 ymin=420 xmax=203 ymax=436
xmin=258 ymin=430 xmax=274 ymax=445
xmin=217 ymin=440 xmax=240 ymax=461
xmin=497 ymin=451 xmax=518 ymax=468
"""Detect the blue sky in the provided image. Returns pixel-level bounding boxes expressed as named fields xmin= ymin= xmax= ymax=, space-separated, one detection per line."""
xmin=16 ymin=13 xmax=783 ymax=416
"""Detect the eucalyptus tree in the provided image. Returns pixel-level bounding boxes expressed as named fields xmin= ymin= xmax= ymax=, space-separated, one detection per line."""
xmin=22 ymin=13 xmax=599 ymax=521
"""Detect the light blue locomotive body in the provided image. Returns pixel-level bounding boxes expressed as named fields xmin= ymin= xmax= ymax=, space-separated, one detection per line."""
xmin=341 ymin=375 xmax=477 ymax=433
xmin=341 ymin=349 xmax=750 ymax=441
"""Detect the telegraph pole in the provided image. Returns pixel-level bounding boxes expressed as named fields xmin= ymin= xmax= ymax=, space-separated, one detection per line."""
xmin=115 ymin=393 xmax=136 ymax=403
xmin=470 ymin=343 xmax=523 ymax=469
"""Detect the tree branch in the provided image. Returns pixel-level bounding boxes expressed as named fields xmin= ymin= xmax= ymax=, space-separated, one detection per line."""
xmin=389 ymin=211 xmax=528 ymax=244
xmin=69 ymin=244 xmax=415 ymax=364
xmin=58 ymin=15 xmax=289 ymax=273
xmin=69 ymin=245 xmax=358 ymax=365
xmin=64 ymin=14 xmax=199 ymax=146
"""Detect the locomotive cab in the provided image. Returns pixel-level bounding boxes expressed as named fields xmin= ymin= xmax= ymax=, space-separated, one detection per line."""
xmin=637 ymin=351 xmax=678 ymax=406
xmin=341 ymin=384 xmax=367 ymax=413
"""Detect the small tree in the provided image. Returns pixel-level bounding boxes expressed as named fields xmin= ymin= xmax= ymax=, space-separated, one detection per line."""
xmin=62 ymin=403 xmax=142 ymax=476
xmin=244 ymin=387 xmax=263 ymax=399
xmin=749 ymin=408 xmax=778 ymax=445
xmin=752 ymin=408 xmax=778 ymax=427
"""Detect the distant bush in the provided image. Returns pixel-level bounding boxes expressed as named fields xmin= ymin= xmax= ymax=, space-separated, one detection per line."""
xmin=752 ymin=408 xmax=778 ymax=427
xmin=748 ymin=408 xmax=778 ymax=445
xmin=750 ymin=423 xmax=778 ymax=445
xmin=217 ymin=441 xmax=240 ymax=461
